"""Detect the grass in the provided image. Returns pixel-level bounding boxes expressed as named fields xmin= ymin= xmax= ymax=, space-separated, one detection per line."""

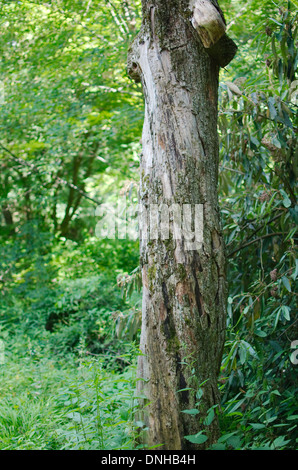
xmin=0 ymin=335 xmax=139 ymax=450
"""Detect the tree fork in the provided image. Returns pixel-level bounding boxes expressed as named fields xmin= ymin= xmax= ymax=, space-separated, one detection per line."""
xmin=128 ymin=0 xmax=236 ymax=450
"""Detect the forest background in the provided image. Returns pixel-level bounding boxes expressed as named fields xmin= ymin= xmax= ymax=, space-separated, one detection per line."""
xmin=0 ymin=0 xmax=297 ymax=450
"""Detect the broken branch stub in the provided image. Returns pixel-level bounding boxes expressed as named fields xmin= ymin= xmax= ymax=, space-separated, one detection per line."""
xmin=190 ymin=0 xmax=226 ymax=48
xmin=189 ymin=0 xmax=237 ymax=67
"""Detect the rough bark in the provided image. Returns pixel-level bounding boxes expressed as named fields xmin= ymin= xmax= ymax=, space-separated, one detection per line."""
xmin=128 ymin=0 xmax=234 ymax=450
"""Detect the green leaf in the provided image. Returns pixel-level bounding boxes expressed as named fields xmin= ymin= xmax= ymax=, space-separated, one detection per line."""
xmin=218 ymin=432 xmax=238 ymax=443
xmin=181 ymin=408 xmax=199 ymax=415
xmin=268 ymin=97 xmax=277 ymax=120
xmin=239 ymin=344 xmax=247 ymax=365
xmin=282 ymin=277 xmax=291 ymax=292
xmin=287 ymin=415 xmax=298 ymax=421
xmin=204 ymin=408 xmax=215 ymax=426
xmin=292 ymin=259 xmax=298 ymax=280
xmin=241 ymin=340 xmax=258 ymax=359
xmin=271 ymin=435 xmax=291 ymax=449
xmin=273 ymin=307 xmax=282 ymax=330
xmin=280 ymin=189 xmax=291 ymax=208
xmin=289 ymin=206 xmax=298 ymax=224
xmin=272 ymin=136 xmax=282 ymax=148
xmin=269 ymin=18 xmax=283 ymax=26
xmin=66 ymin=411 xmax=82 ymax=423
xmin=225 ymin=81 xmax=242 ymax=96
xmin=255 ymin=329 xmax=267 ymax=337
xmin=281 ymin=305 xmax=291 ymax=320
xmin=271 ymin=390 xmax=281 ymax=396
xmin=185 ymin=433 xmax=208 ymax=445
xmin=249 ymin=423 xmax=266 ymax=430
xmin=227 ymin=435 xmax=242 ymax=449
xmin=250 ymin=136 xmax=260 ymax=147
xmin=209 ymin=443 xmax=226 ymax=450
xmin=226 ymin=398 xmax=246 ymax=415
xmin=267 ymin=415 xmax=277 ymax=423
xmin=282 ymin=110 xmax=293 ymax=128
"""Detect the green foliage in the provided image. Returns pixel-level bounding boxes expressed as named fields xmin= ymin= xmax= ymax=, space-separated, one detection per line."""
xmin=0 ymin=2 xmax=143 ymax=451
xmin=0 ymin=339 xmax=139 ymax=450
xmin=54 ymin=353 xmax=139 ymax=450
xmin=0 ymin=0 xmax=143 ymax=238
xmin=216 ymin=0 xmax=298 ymax=450
xmin=0 ymin=230 xmax=141 ymax=359
xmin=0 ymin=0 xmax=297 ymax=451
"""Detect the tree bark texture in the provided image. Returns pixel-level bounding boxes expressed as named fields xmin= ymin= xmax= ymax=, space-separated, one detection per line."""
xmin=128 ymin=0 xmax=232 ymax=450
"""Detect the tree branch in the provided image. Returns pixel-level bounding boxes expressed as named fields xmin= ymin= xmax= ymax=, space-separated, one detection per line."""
xmin=228 ymin=232 xmax=285 ymax=258
xmin=0 ymin=143 xmax=101 ymax=206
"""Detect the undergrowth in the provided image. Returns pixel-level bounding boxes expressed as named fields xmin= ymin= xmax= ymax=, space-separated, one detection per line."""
xmin=0 ymin=336 xmax=139 ymax=450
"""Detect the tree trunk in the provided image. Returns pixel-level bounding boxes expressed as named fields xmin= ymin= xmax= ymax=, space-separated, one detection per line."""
xmin=60 ymin=154 xmax=82 ymax=237
xmin=2 ymin=204 xmax=15 ymax=235
xmin=128 ymin=0 xmax=236 ymax=450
